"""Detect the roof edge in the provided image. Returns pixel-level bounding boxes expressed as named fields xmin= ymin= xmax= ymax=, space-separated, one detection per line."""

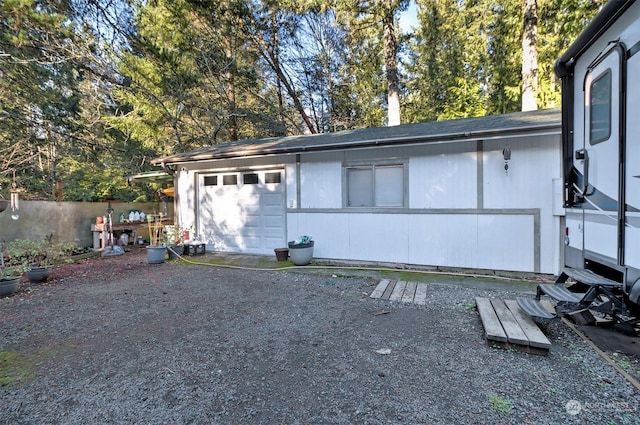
xmin=152 ymin=121 xmax=560 ymax=166
xmin=554 ymin=0 xmax=636 ymax=78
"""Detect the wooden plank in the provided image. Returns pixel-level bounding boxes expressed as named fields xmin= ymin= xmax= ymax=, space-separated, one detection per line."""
xmin=389 ymin=280 xmax=407 ymax=301
xmin=475 ymin=297 xmax=507 ymax=342
xmin=381 ymin=281 xmax=396 ymax=300
xmin=504 ymin=300 xmax=552 ymax=349
xmin=490 ymin=299 xmax=529 ymax=346
xmin=414 ymin=283 xmax=428 ymax=305
xmin=401 ymin=281 xmax=417 ymax=303
xmin=370 ymin=279 xmax=390 ymax=299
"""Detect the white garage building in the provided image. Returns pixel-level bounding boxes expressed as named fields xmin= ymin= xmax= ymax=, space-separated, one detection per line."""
xmin=152 ymin=108 xmax=564 ymax=274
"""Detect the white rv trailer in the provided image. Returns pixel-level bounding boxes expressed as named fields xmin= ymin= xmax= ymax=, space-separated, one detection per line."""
xmin=518 ymin=0 xmax=640 ymax=322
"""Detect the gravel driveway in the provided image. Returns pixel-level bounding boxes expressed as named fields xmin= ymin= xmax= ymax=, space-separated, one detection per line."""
xmin=1 ymin=249 xmax=639 ymax=424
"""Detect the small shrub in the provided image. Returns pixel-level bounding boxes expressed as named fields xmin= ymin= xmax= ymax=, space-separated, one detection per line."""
xmin=488 ymin=392 xmax=513 ymax=414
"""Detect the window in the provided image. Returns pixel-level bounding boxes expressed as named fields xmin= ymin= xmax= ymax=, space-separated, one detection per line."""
xmin=243 ymin=173 xmax=259 ymax=184
xmin=265 ymin=172 xmax=281 ymax=184
xmin=590 ymin=70 xmax=611 ymax=145
xmin=223 ymin=174 xmax=238 ymax=185
xmin=346 ymin=164 xmax=404 ymax=207
xmin=203 ymin=176 xmax=217 ymax=186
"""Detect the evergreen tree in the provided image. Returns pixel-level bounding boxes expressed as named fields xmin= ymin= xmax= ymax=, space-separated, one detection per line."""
xmin=522 ymin=0 xmax=538 ymax=111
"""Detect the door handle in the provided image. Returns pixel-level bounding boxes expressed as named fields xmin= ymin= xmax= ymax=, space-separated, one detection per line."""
xmin=575 ymin=149 xmax=592 ymax=200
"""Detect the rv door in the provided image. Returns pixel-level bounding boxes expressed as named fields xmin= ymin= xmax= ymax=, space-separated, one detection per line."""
xmin=625 ymin=42 xmax=640 ymax=271
xmin=580 ymin=44 xmax=625 ymax=265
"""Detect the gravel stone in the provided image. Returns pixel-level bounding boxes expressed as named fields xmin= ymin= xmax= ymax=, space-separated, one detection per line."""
xmin=1 ymin=249 xmax=639 ymax=424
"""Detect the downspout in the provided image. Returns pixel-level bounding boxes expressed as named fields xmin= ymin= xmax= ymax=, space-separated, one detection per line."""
xmin=160 ymin=162 xmax=178 ymax=227
xmin=160 ymin=161 xmax=176 ymax=176
xmin=558 ymin=70 xmax=574 ymax=207
xmin=296 ymin=154 xmax=301 ymax=209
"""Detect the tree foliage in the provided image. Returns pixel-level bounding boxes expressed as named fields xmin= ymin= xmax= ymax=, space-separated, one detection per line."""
xmin=0 ymin=0 xmax=603 ymax=201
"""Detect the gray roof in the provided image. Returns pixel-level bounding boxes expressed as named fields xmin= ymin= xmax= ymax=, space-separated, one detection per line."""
xmin=152 ymin=108 xmax=561 ymax=165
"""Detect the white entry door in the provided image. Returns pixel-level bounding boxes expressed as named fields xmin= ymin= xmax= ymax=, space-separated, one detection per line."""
xmin=580 ymin=45 xmax=623 ymax=263
xmin=197 ymin=169 xmax=286 ymax=254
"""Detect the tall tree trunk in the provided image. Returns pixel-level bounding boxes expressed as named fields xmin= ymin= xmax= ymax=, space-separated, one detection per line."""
xmin=270 ymin=13 xmax=287 ymax=135
xmin=383 ymin=0 xmax=401 ymax=126
xmin=225 ymin=39 xmax=239 ymax=141
xmin=252 ymin=31 xmax=317 ymax=134
xmin=522 ymin=0 xmax=538 ymax=111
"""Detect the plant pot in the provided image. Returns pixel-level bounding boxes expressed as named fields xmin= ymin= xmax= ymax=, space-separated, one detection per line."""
xmin=0 ymin=277 xmax=20 ymax=297
xmin=287 ymin=241 xmax=314 ymax=266
xmin=25 ymin=267 xmax=51 ymax=283
xmin=167 ymin=245 xmax=183 ymax=260
xmin=274 ymin=248 xmax=289 ymax=262
xmin=146 ymin=245 xmax=167 ymax=264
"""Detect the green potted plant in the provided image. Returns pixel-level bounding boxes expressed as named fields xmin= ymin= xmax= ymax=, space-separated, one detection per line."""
xmin=164 ymin=224 xmax=184 ymax=260
xmin=0 ymin=242 xmax=24 ymax=297
xmin=6 ymin=237 xmax=75 ymax=283
xmin=146 ymin=214 xmax=167 ymax=264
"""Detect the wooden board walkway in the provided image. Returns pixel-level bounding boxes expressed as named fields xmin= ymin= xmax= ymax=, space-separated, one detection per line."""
xmin=369 ymin=279 xmax=428 ymax=305
xmin=475 ymin=297 xmax=551 ymax=355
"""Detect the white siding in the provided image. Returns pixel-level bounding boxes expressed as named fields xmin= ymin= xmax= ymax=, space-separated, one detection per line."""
xmin=176 ymin=170 xmax=196 ymax=231
xmin=285 ymin=163 xmax=297 ymax=209
xmin=287 ymin=212 xmax=536 ymax=272
xmin=286 ymin=133 xmax=561 ymax=274
xmin=409 ymin=149 xmax=478 ymax=209
xmin=300 ymin=161 xmax=342 ymax=208
xmin=482 ymin=135 xmax=562 ymax=274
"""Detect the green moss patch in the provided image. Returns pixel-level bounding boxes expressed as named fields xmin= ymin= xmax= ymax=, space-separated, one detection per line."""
xmin=0 ymin=345 xmax=62 ymax=387
xmin=0 ymin=350 xmax=36 ymax=387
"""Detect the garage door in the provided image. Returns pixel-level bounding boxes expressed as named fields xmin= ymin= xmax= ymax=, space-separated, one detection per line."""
xmin=197 ymin=169 xmax=286 ymax=254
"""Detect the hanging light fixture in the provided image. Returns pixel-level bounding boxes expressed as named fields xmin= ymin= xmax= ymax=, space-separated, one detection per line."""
xmin=502 ymin=147 xmax=512 ymax=175
xmin=10 ymin=178 xmax=20 ymax=220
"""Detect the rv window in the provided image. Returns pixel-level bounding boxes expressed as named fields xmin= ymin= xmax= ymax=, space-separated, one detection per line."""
xmin=590 ymin=70 xmax=611 ymax=145
xmin=346 ymin=164 xmax=404 ymax=207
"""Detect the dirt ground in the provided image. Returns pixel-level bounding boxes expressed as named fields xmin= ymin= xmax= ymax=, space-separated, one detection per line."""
xmin=1 ymin=248 xmax=639 ymax=424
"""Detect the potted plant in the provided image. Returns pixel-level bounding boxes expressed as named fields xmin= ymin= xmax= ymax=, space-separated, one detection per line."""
xmin=146 ymin=214 xmax=167 ymax=264
xmin=164 ymin=224 xmax=184 ymax=260
xmin=288 ymin=235 xmax=314 ymax=266
xmin=274 ymin=247 xmax=289 ymax=262
xmin=0 ymin=242 xmax=24 ymax=297
xmin=6 ymin=237 xmax=75 ymax=283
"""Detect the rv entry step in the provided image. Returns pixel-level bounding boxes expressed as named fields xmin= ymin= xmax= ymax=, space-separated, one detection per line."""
xmin=516 ymin=283 xmax=581 ymax=320
xmin=537 ymin=283 xmax=581 ymax=303
xmin=558 ymin=267 xmax=621 ymax=288
xmin=516 ymin=297 xmax=556 ymax=320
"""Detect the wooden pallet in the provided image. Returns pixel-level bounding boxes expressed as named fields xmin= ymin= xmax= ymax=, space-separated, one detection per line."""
xmin=369 ymin=279 xmax=428 ymax=305
xmin=475 ymin=297 xmax=551 ymax=355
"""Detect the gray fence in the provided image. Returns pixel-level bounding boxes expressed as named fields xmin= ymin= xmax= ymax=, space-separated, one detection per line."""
xmin=0 ymin=201 xmax=174 ymax=248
